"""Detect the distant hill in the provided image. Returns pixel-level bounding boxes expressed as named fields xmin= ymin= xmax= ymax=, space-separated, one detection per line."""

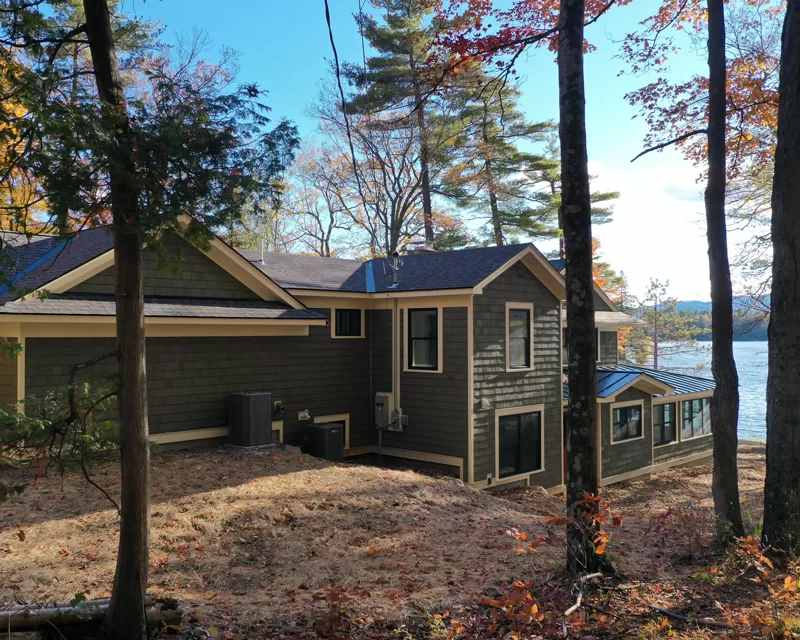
xmin=674 ymin=297 xmax=769 ymax=341
xmin=677 ymin=295 xmax=770 ymax=313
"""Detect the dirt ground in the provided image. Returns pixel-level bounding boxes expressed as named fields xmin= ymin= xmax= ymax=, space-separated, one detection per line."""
xmin=0 ymin=446 xmax=562 ymax=635
xmin=0 ymin=441 xmax=789 ymax=639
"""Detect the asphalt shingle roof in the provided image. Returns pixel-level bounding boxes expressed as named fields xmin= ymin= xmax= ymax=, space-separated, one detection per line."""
xmin=0 ymin=228 xmax=114 ymax=302
xmin=0 ymin=294 xmax=326 ymax=321
xmin=241 ymin=243 xmax=533 ymax=293
xmin=238 ymin=250 xmax=366 ymax=292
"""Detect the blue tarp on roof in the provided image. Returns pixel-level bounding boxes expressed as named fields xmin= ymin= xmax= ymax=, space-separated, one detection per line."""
xmin=549 ymin=258 xmax=566 ymax=272
xmin=562 ymin=365 xmax=715 ymax=401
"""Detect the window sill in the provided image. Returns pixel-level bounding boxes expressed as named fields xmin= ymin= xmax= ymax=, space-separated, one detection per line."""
xmin=653 ymin=440 xmax=679 ymax=448
xmin=505 ymin=366 xmax=535 ymax=373
xmin=496 ymin=468 xmax=546 ymax=485
xmin=610 ymin=434 xmax=646 ymax=446
xmin=680 ymin=432 xmax=713 ymax=442
xmin=331 ymin=335 xmax=365 ymax=340
xmin=403 ymin=367 xmax=443 ymax=375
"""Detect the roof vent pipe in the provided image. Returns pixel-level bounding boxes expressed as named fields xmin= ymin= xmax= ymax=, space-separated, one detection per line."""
xmin=260 ymin=237 xmax=265 ymax=264
xmin=392 ymin=250 xmax=399 ymax=287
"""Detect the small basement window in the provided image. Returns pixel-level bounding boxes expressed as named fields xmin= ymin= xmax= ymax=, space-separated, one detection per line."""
xmin=333 ymin=308 xmax=363 ymax=338
xmin=498 ymin=409 xmax=543 ymax=478
xmin=682 ymin=397 xmax=712 ymax=439
xmin=506 ymin=303 xmax=533 ymax=370
xmin=408 ymin=308 xmax=438 ymax=370
xmin=612 ymin=404 xmax=643 ymax=443
xmin=654 ymin=402 xmax=677 ymax=446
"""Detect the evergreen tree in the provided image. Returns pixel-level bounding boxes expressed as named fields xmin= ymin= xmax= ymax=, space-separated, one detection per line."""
xmin=343 ymin=0 xmax=442 ymax=243
xmin=622 ymin=279 xmax=710 ymax=370
xmin=441 ymin=75 xmax=558 ymax=245
xmin=530 ymin=137 xmax=618 ymax=256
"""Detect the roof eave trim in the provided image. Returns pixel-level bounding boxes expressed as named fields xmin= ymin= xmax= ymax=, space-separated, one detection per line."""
xmin=599 ymin=374 xmax=677 ymax=402
xmin=0 ymin=313 xmax=328 ymax=326
xmin=27 ymin=248 xmax=115 ymax=299
xmin=473 ymin=245 xmax=566 ymax=300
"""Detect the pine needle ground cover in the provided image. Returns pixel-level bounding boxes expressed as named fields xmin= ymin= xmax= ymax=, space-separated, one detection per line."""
xmin=1 ymin=442 xmax=794 ymax=639
xmin=0 ymin=447 xmax=561 ymax=634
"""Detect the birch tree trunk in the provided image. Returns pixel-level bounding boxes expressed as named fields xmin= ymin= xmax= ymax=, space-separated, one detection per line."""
xmin=763 ymin=0 xmax=800 ymax=553
xmin=705 ymin=0 xmax=744 ymax=538
xmin=82 ymin=0 xmax=150 ymax=637
xmin=558 ymin=0 xmax=602 ymax=574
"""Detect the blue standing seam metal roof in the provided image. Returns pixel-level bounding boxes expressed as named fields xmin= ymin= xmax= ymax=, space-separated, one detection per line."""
xmin=609 ymin=364 xmax=716 ymax=396
xmin=562 ymin=365 xmax=716 ymax=401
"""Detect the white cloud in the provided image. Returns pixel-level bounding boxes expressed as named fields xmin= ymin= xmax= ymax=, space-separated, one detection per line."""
xmin=587 ymin=157 xmax=715 ymax=300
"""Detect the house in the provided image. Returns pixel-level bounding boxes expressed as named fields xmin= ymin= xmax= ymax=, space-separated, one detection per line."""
xmin=0 ymin=219 xmax=715 ymax=492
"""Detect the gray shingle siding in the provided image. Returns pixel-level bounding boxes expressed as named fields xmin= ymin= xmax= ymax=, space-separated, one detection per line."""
xmin=594 ymin=291 xmax=613 ymax=311
xmin=24 ymin=310 xmax=372 ymax=447
xmin=0 ymin=339 xmax=17 ymax=405
xmin=600 ymin=387 xmax=652 ymax=479
xmin=377 ymin=307 xmax=468 ymax=460
xmin=473 ymin=262 xmax=562 ymax=489
xmin=71 ymin=235 xmax=260 ymax=300
xmin=369 ymin=309 xmax=393 ymax=398
xmin=598 ymin=330 xmax=618 ymax=366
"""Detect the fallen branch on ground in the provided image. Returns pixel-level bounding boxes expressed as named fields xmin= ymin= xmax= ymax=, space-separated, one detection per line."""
xmin=0 ymin=599 xmax=180 ymax=633
xmin=563 ymin=572 xmax=604 ymax=637
xmin=648 ymin=605 xmax=733 ymax=629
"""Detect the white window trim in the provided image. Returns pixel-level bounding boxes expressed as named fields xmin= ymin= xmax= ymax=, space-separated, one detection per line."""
xmin=330 ymin=308 xmax=365 ymax=339
xmin=679 ymin=397 xmax=713 ymax=442
xmin=313 ymin=413 xmax=350 ymax=450
xmin=505 ymin=302 xmax=535 ymax=373
xmin=494 ymin=403 xmax=546 ymax=481
xmin=403 ymin=307 xmax=444 ymax=374
xmin=652 ymin=401 xmax=678 ymax=448
xmin=609 ymin=399 xmax=646 ymax=445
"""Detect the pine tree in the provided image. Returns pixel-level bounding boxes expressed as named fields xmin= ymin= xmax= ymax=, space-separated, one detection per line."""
xmin=622 ymin=279 xmax=710 ymax=370
xmin=530 ymin=137 xmax=617 ymax=256
xmin=441 ymin=75 xmax=558 ymax=245
xmin=343 ymin=0 xmax=442 ymax=243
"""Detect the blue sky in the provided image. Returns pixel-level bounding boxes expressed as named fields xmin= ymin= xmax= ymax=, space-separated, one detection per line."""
xmin=124 ymin=0 xmax=741 ymax=300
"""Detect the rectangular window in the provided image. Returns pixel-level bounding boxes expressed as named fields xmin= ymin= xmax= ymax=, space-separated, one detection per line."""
xmin=682 ymin=397 xmax=712 ymax=439
xmin=408 ymin=308 xmax=438 ymax=370
xmin=334 ymin=309 xmax=362 ymax=337
xmin=654 ymin=402 xmax=677 ymax=446
xmin=508 ymin=306 xmax=532 ymax=369
xmin=612 ymin=404 xmax=643 ymax=443
xmin=498 ymin=410 xmax=543 ymax=478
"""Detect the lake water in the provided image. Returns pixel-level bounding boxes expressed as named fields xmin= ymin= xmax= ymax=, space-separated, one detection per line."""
xmin=661 ymin=341 xmax=768 ymax=441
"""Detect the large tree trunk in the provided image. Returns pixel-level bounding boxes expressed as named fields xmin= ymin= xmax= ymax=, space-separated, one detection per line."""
xmin=763 ymin=0 xmax=800 ymax=553
xmin=412 ymin=77 xmax=435 ymax=243
xmin=558 ymin=0 xmax=602 ymax=574
xmin=82 ymin=1 xmax=150 ymax=638
xmin=705 ymin=0 xmax=744 ymax=538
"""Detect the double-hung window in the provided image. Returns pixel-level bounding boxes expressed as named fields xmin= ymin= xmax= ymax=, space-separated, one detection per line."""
xmin=612 ymin=404 xmax=643 ymax=443
xmin=333 ymin=308 xmax=363 ymax=338
xmin=506 ymin=303 xmax=533 ymax=370
xmin=654 ymin=402 xmax=677 ymax=446
xmin=682 ymin=397 xmax=712 ymax=439
xmin=408 ymin=308 xmax=438 ymax=371
xmin=498 ymin=409 xmax=543 ymax=478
